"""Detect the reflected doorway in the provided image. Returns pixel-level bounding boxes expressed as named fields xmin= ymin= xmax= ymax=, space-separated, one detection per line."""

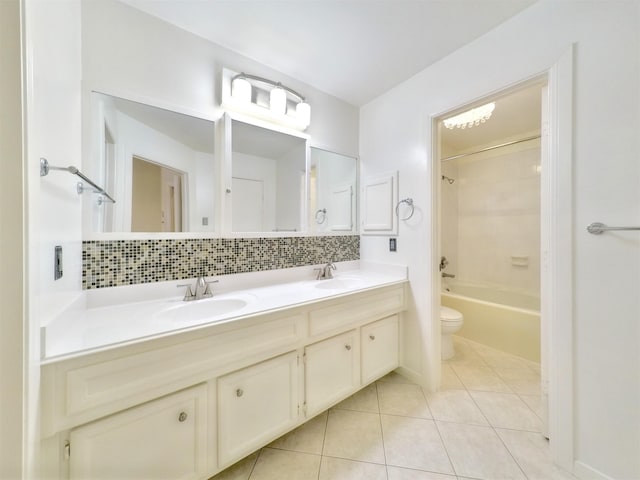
xmin=131 ymin=156 xmax=185 ymax=232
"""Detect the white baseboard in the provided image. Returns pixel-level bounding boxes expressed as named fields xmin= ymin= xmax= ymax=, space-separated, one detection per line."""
xmin=573 ymin=461 xmax=615 ymax=480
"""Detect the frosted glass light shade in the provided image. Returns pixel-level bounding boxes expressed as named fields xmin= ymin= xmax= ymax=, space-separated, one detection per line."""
xmin=232 ymin=77 xmax=252 ymax=103
xmin=296 ymin=102 xmax=311 ymax=127
xmin=270 ymin=86 xmax=287 ymax=115
xmin=443 ymin=102 xmax=495 ymax=129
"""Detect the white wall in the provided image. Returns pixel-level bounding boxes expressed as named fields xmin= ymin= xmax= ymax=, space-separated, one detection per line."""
xmin=22 ymin=0 xmax=83 ymax=475
xmin=360 ymin=1 xmax=639 ymax=478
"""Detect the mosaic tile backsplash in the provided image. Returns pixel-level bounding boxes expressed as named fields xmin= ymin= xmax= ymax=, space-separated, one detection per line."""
xmin=82 ymin=236 xmax=360 ymax=289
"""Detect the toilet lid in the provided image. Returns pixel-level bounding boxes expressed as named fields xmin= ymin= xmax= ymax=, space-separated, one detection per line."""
xmin=441 ymin=306 xmax=463 ymax=322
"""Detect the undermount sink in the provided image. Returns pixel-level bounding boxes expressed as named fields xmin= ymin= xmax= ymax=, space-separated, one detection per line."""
xmin=156 ymin=297 xmax=249 ymax=322
xmin=314 ymin=277 xmax=365 ymax=290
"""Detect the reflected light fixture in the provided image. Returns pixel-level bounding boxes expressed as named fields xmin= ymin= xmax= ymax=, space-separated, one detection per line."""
xmin=229 ymin=71 xmax=311 ymax=129
xmin=443 ymin=102 xmax=495 ymax=129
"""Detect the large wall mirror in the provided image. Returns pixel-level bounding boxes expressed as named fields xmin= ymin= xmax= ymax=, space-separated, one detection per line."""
xmin=309 ymin=147 xmax=358 ymax=233
xmin=227 ymin=117 xmax=307 ymax=233
xmin=88 ymin=92 xmax=216 ymax=233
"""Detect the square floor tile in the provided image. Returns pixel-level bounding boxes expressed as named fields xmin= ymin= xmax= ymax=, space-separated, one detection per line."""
xmin=377 ymin=371 xmax=417 ymax=384
xmin=322 ymin=409 xmax=385 ymax=464
xmin=440 ymin=364 xmax=465 ymax=390
xmin=496 ymin=428 xmax=579 ymax=480
xmin=424 ymin=389 xmax=488 ymax=426
xmin=451 ymin=365 xmax=512 ymax=392
xmin=519 ymin=393 xmax=545 ymax=419
xmin=334 ymin=383 xmax=379 ymax=413
xmin=493 ymin=367 xmax=541 ymax=395
xmin=377 ymin=382 xmax=432 ymax=419
xmin=381 ymin=415 xmax=454 ymax=475
xmin=249 ymin=449 xmax=320 ymax=480
xmin=318 ymin=456 xmax=387 ymax=480
xmin=210 ymin=451 xmax=258 ymax=480
xmin=436 ymin=421 xmax=526 ymax=479
xmin=387 ymin=465 xmax=458 ymax=479
xmin=469 ymin=391 xmax=543 ymax=432
xmin=268 ymin=411 xmax=327 ymax=454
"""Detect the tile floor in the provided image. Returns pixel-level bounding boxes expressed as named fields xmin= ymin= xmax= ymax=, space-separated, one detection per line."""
xmin=211 ymin=336 xmax=577 ymax=480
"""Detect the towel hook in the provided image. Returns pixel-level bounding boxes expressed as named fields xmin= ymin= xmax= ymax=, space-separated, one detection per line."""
xmin=395 ymin=198 xmax=414 ymax=221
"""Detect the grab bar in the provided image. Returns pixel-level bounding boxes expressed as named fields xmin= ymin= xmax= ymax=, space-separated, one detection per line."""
xmin=587 ymin=222 xmax=640 ymax=235
xmin=40 ymin=157 xmax=116 ymax=204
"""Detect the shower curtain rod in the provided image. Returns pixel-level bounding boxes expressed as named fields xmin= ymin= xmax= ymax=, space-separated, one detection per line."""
xmin=440 ymin=134 xmax=541 ymax=162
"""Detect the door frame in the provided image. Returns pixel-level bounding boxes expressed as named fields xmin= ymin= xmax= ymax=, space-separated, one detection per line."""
xmin=429 ymin=47 xmax=574 ymax=470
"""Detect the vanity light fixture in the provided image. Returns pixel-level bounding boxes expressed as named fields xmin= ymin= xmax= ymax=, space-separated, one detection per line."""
xmin=443 ymin=102 xmax=495 ymax=129
xmin=227 ymin=70 xmax=311 ymax=130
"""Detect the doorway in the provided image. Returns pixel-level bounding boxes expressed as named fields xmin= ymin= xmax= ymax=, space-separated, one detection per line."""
xmin=435 ymin=80 xmax=549 ymax=434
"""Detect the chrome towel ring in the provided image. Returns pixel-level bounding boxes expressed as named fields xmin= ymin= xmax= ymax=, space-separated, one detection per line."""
xmin=395 ymin=198 xmax=414 ymax=221
xmin=315 ymin=208 xmax=327 ymax=224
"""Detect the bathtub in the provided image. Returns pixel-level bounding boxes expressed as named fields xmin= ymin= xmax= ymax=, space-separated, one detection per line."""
xmin=441 ymin=282 xmax=540 ymax=362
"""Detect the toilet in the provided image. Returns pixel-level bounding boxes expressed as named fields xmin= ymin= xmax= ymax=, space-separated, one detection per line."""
xmin=441 ymin=306 xmax=464 ymax=360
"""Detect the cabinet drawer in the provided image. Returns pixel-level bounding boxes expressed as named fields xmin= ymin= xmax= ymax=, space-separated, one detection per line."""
xmin=47 ymin=313 xmax=302 ymax=432
xmin=308 ymin=285 xmax=404 ymax=337
xmin=361 ymin=315 xmax=399 ymax=384
xmin=217 ymin=351 xmax=299 ymax=468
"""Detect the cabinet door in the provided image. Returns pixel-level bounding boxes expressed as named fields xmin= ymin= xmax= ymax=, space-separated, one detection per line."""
xmin=217 ymin=352 xmax=299 ymax=468
xmin=305 ymin=330 xmax=359 ymax=417
xmin=69 ymin=384 xmax=207 ymax=480
xmin=361 ymin=315 xmax=399 ymax=384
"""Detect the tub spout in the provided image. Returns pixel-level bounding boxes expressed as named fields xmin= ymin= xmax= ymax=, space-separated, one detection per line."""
xmin=442 ymin=272 xmax=456 ymax=278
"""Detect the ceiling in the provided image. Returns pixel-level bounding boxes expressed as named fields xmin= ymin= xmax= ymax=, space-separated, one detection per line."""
xmin=120 ymin=0 xmax=537 ymax=107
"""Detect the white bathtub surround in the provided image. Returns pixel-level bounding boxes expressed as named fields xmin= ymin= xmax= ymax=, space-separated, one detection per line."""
xmin=42 ymin=261 xmax=407 ymax=360
xmin=442 ymin=283 xmax=540 ymax=362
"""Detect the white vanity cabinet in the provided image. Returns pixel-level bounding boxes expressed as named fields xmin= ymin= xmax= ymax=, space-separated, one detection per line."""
xmin=304 ymin=330 xmax=359 ymax=416
xmin=41 ymin=282 xmax=407 ymax=480
xmin=69 ymin=384 xmax=207 ymax=480
xmin=361 ymin=315 xmax=399 ymax=384
xmin=217 ymin=352 xmax=299 ymax=468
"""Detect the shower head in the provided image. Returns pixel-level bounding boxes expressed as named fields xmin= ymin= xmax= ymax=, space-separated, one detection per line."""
xmin=442 ymin=175 xmax=455 ymax=184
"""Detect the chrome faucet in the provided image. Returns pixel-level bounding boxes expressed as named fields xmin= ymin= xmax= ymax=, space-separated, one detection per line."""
xmin=177 ymin=276 xmax=219 ymax=301
xmin=315 ymin=262 xmax=336 ymax=280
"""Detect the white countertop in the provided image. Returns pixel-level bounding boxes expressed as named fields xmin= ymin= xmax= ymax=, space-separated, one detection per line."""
xmin=42 ymin=262 xmax=407 ymax=362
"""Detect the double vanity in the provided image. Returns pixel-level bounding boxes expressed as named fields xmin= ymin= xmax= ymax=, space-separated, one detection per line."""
xmin=40 ymin=263 xmax=407 ymax=479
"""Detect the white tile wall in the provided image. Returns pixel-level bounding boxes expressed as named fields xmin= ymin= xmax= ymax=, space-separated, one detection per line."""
xmin=441 ymin=142 xmax=541 ymax=295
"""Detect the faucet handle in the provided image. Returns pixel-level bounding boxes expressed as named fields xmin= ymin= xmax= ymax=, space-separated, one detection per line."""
xmin=177 ymin=283 xmax=195 ymax=301
xmin=203 ymin=279 xmax=219 ymax=297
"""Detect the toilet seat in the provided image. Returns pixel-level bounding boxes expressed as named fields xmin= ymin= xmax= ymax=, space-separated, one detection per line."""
xmin=441 ymin=306 xmax=463 ymax=322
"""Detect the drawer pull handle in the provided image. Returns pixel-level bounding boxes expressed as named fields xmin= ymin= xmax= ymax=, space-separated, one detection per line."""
xmin=369 ymin=335 xmax=376 ymax=340
xmin=345 ymin=344 xmax=352 ymax=351
xmin=236 ymin=388 xmax=244 ymax=397
xmin=178 ymin=412 xmax=188 ymax=422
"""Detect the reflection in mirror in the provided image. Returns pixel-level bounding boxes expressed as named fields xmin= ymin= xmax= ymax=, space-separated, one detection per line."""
xmin=90 ymin=92 xmax=215 ymax=233
xmin=309 ymin=147 xmax=357 ymax=233
xmin=230 ymin=119 xmax=307 ymax=232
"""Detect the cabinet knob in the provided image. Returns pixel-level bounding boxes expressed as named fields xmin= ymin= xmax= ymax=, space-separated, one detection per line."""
xmin=369 ymin=335 xmax=376 ymax=341
xmin=345 ymin=344 xmax=352 ymax=351
xmin=178 ymin=411 xmax=188 ymax=422
xmin=236 ymin=388 xmax=244 ymax=397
